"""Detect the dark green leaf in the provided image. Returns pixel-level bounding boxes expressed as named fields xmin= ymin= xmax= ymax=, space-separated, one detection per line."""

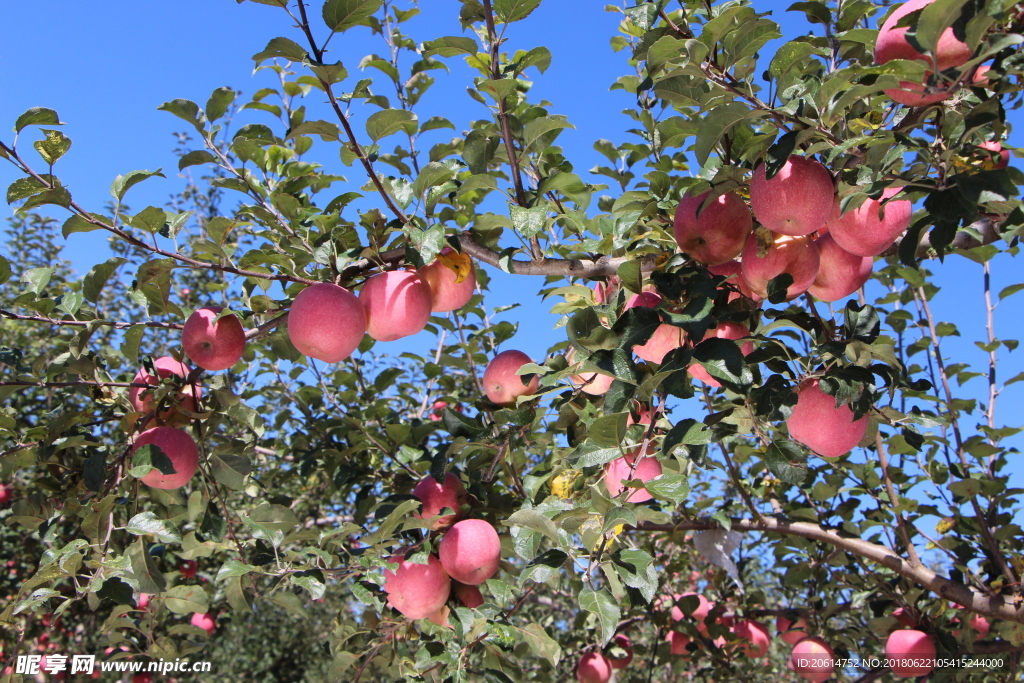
xmin=365 ymin=109 xmax=418 ymax=141
xmin=764 ymin=440 xmax=809 ymax=485
xmin=14 ymin=107 xmax=63 ymax=133
xmin=0 ymin=255 xmax=10 ymax=285
xmin=493 ymin=0 xmax=542 ymax=23
xmin=422 ymin=36 xmax=478 ymax=58
xmin=178 ymin=150 xmax=217 ymax=171
xmin=157 ymin=99 xmax=205 ymax=132
xmin=252 ymin=36 xmax=309 ymax=63
xmin=110 ymin=169 xmax=165 ymax=202
xmin=322 ymin=0 xmax=382 ymax=32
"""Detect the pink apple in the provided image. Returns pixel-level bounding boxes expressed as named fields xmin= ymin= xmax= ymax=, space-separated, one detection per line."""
xmin=0 ymin=484 xmax=11 ymax=505
xmin=383 ymin=553 xmax=451 ymax=620
xmin=978 ymin=140 xmax=1010 ymax=170
xmin=972 ymin=64 xmax=992 ymax=88
xmin=604 ymin=448 xmax=663 ymax=503
xmin=777 ymin=615 xmax=809 ymax=645
xmin=413 ymin=473 xmax=465 ymax=529
xmin=419 ymin=248 xmax=477 ymax=313
xmin=790 ymin=637 xmax=835 ymax=682
xmin=624 ymin=292 xmax=687 ymax=364
xmin=137 ymin=594 xmax=151 ymax=610
xmin=359 ymin=270 xmax=434 ymax=341
xmin=733 ymin=619 xmax=770 ymax=657
xmin=708 ymin=260 xmax=760 ymax=302
xmin=740 ymin=233 xmax=821 ymax=301
xmin=129 ymin=356 xmax=202 ymax=426
xmin=607 ymin=634 xmax=633 ymax=669
xmin=666 ymin=630 xmax=692 ymax=655
xmin=190 ymin=612 xmax=216 ymax=635
xmin=438 ymin=519 xmax=501 ymax=585
xmin=181 ymin=306 xmax=246 ymax=371
xmin=453 ymin=582 xmax=484 ymax=609
xmin=287 ymin=282 xmax=366 ymax=363
xmin=787 ymin=379 xmax=869 ymax=458
xmin=885 ymin=629 xmax=936 ymax=678
xmin=874 ymin=0 xmax=972 ymax=106
xmin=893 ymin=607 xmax=917 ymax=629
xmin=688 ymin=322 xmax=754 ymax=387
xmin=576 ymin=652 xmax=612 ymax=683
xmin=482 ymin=350 xmax=539 ymax=405
xmin=749 ymin=156 xmax=834 ymax=236
xmin=827 ymin=188 xmax=912 ymax=257
xmin=131 ymin=427 xmax=199 ymax=490
xmin=674 ymin=190 xmax=753 ymax=266
xmin=807 ymin=233 xmax=874 ymax=302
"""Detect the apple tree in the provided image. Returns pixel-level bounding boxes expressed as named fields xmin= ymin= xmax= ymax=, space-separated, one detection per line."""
xmin=2 ymin=0 xmax=1024 ymax=681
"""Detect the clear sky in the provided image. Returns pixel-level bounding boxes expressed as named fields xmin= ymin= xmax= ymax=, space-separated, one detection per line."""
xmin=2 ymin=2 xmax=1023 ymax=497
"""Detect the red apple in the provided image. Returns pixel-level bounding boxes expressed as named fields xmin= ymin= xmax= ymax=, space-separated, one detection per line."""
xmin=807 ymin=233 xmax=874 ymax=302
xmin=688 ymin=322 xmax=754 ymax=387
xmin=885 ymin=629 xmax=936 ymax=678
xmin=826 ymin=187 xmax=912 ymax=257
xmin=453 ymin=582 xmax=484 ymax=609
xmin=740 ymin=233 xmax=821 ymax=300
xmin=359 ymin=270 xmax=434 ymax=341
xmin=438 ymin=519 xmax=501 ymax=585
xmin=131 ymin=427 xmax=199 ymax=490
xmin=575 ymin=652 xmax=612 ymax=683
xmin=129 ymin=356 xmax=202 ymax=426
xmin=606 ymin=634 xmax=633 ymax=669
xmin=977 ymin=140 xmax=1010 ymax=170
xmin=0 ymin=484 xmax=11 ymax=505
xmin=383 ymin=553 xmax=451 ymax=620
xmin=482 ymin=350 xmax=539 ymax=406
xmin=874 ymin=0 xmax=972 ymax=106
xmin=413 ymin=473 xmax=465 ymax=529
xmin=787 ymin=379 xmax=869 ymax=458
xmin=972 ymin=64 xmax=992 ymax=88
xmin=749 ymin=156 xmax=834 ymax=236
xmin=790 ymin=637 xmax=835 ymax=682
xmin=893 ymin=607 xmax=917 ymax=628
xmin=733 ymin=619 xmax=770 ymax=657
xmin=425 ymin=605 xmax=453 ymax=629
xmin=287 ymin=282 xmax=366 ymax=363
xmin=668 ymin=592 xmax=714 ymax=634
xmin=181 ymin=306 xmax=246 ymax=371
xmin=137 ymin=593 xmax=151 ymax=610
xmin=674 ymin=190 xmax=753 ymax=266
xmin=777 ymin=615 xmax=809 ymax=645
xmin=604 ymin=448 xmax=663 ymax=503
xmin=179 ymin=560 xmax=198 ymax=579
xmin=190 ymin=612 xmax=216 ymax=635
xmin=666 ymin=630 xmax=692 ymax=655
xmin=624 ymin=292 xmax=687 ymax=364
xmin=133 ymin=675 xmax=153 ymax=683
xmin=419 ymin=248 xmax=477 ymax=313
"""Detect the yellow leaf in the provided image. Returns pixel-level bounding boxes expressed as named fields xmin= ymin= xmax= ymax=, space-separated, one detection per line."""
xmin=437 ymin=250 xmax=473 ymax=284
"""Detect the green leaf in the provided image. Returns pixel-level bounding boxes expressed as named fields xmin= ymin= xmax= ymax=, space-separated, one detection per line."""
xmin=0 ymin=255 xmax=10 ymax=285
xmin=764 ymin=440 xmax=809 ymax=485
xmin=206 ymin=87 xmax=236 ymax=122
xmin=913 ymin=0 xmax=971 ymax=60
xmin=589 ymin=413 xmax=629 ymax=448
xmin=691 ymin=337 xmax=751 ymax=386
xmin=422 ymin=36 xmax=478 ymax=58
xmin=512 ymin=623 xmax=561 ymax=666
xmin=178 ymin=150 xmax=217 ymax=171
xmin=521 ymin=115 xmax=573 ymax=157
xmin=233 ymin=124 xmax=277 ymax=145
xmin=493 ymin=0 xmax=542 ymax=23
xmin=520 ymin=549 xmax=568 ymax=584
xmin=999 ymin=284 xmax=1024 ymax=301
xmin=509 ymin=203 xmax=547 ymax=238
xmin=662 ymin=419 xmax=713 ymax=459
xmin=210 ymin=454 xmax=253 ymax=491
xmin=770 ymin=40 xmax=826 ymax=78
xmin=252 ymin=36 xmax=309 ymax=63
xmin=288 ymin=120 xmax=342 ymax=141
xmin=644 ymin=473 xmax=690 ymax=503
xmin=293 ymin=570 xmax=327 ymax=600
xmin=33 ymin=129 xmax=71 ymax=165
xmin=157 ymin=99 xmax=205 ymax=132
xmin=7 ymin=176 xmax=47 ymax=204
xmin=579 ymin=587 xmax=620 ymax=646
xmin=216 ymin=559 xmax=259 ymax=581
xmin=164 ymin=585 xmax=210 ymax=615
xmin=126 ymin=512 xmax=182 ymax=544
xmin=568 ymin=441 xmax=627 ymax=468
xmin=14 ymin=107 xmax=63 ymax=133
xmin=110 ymin=169 xmax=165 ymax=201
xmin=695 ymin=102 xmax=756 ymax=167
xmin=505 ymin=509 xmax=559 ymax=543
xmin=365 ymin=109 xmax=418 ymax=141
xmin=322 ymin=0 xmax=382 ymax=32
xmin=128 ymin=444 xmax=177 ymax=480
xmin=127 ymin=539 xmax=166 ymax=595
xmin=56 ymin=291 xmax=83 ymax=316
xmin=21 ymin=267 xmax=54 ymax=296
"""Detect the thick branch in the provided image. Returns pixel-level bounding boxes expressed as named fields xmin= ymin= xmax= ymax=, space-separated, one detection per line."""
xmin=637 ymin=518 xmax=1024 ymax=624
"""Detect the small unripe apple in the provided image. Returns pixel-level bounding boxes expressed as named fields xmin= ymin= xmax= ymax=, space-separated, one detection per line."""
xmin=453 ymin=582 xmax=484 ymax=609
xmin=604 ymin=447 xmax=663 ymax=503
xmin=413 ymin=473 xmax=465 ymax=529
xmin=383 ymin=553 xmax=451 ymax=620
xmin=874 ymin=0 xmax=972 ymax=106
xmin=606 ymin=634 xmax=633 ymax=669
xmin=131 ymin=427 xmax=199 ymax=490
xmin=624 ymin=292 xmax=687 ymax=364
xmin=790 ymin=637 xmax=835 ymax=682
xmin=674 ymin=190 xmax=753 ymax=266
xmin=129 ymin=356 xmax=202 ymax=426
xmin=576 ymin=652 xmax=612 ymax=683
xmin=786 ymin=379 xmax=869 ymax=458
xmin=826 ymin=188 xmax=912 ymax=257
xmin=181 ymin=306 xmax=246 ymax=371
xmin=885 ymin=629 xmax=936 ymax=678
xmin=733 ymin=619 xmax=770 ymax=657
xmin=807 ymin=233 xmax=873 ymax=302
xmin=419 ymin=248 xmax=477 ymax=312
xmin=438 ymin=519 xmax=501 ymax=585
xmin=740 ymin=233 xmax=820 ymax=300
xmin=777 ymin=614 xmax=809 ymax=645
xmin=482 ymin=350 xmax=539 ymax=405
xmin=688 ymin=322 xmax=754 ymax=387
xmin=287 ymin=282 xmax=366 ymax=363
xmin=359 ymin=270 xmax=434 ymax=341
xmin=749 ymin=156 xmax=834 ymax=236
xmin=179 ymin=560 xmax=198 ymax=579
xmin=190 ymin=612 xmax=216 ymax=635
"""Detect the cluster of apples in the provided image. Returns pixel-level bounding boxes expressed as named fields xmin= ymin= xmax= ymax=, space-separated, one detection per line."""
xmin=382 ymin=472 xmax=501 ymax=626
xmin=287 ymin=248 xmax=477 ymax=364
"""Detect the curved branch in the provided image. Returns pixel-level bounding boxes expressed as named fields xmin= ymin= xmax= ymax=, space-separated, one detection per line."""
xmin=637 ymin=518 xmax=1024 ymax=624
xmin=460 ymin=235 xmax=658 ymax=278
xmin=0 ymin=309 xmax=184 ymax=332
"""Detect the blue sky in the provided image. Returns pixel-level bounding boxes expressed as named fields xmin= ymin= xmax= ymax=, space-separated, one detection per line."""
xmin=2 ymin=2 xmax=1023 ymax=529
